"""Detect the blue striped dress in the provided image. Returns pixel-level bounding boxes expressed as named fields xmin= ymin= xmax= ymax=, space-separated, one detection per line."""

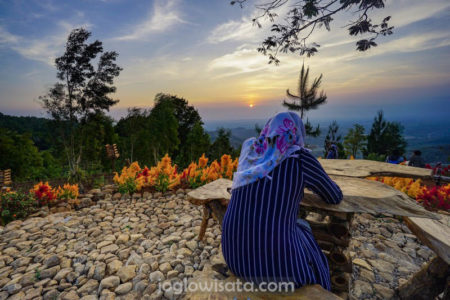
xmin=221 ymin=148 xmax=343 ymax=290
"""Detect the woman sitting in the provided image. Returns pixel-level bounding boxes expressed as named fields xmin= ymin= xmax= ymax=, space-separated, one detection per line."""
xmin=221 ymin=112 xmax=343 ymax=290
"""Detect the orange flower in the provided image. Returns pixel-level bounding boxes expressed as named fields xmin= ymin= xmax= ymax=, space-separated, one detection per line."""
xmin=198 ymin=154 xmax=208 ymax=168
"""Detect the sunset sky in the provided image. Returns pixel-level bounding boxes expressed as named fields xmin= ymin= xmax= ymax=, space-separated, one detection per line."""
xmin=0 ymin=0 xmax=449 ymax=122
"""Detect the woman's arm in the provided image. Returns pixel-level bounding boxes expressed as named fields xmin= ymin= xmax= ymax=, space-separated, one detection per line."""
xmin=301 ymin=150 xmax=343 ymax=204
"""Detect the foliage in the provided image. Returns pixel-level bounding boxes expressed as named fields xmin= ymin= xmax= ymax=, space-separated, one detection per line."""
xmin=304 ymin=119 xmax=321 ymax=137
xmin=283 ymin=64 xmax=327 ymax=119
xmin=156 ymin=93 xmax=204 ymax=167
xmin=368 ymin=176 xmax=450 ymax=212
xmin=365 ymin=110 xmax=406 ymax=157
xmin=115 ymin=108 xmax=150 ymax=165
xmin=343 ymin=124 xmax=367 ymax=158
xmin=185 ymin=121 xmax=211 ymax=165
xmin=0 ymin=129 xmax=45 ymax=181
xmin=0 ymin=112 xmax=53 ymax=150
xmin=0 ymin=189 xmax=36 ymax=225
xmin=324 ymin=121 xmax=345 ymax=158
xmin=148 ymin=96 xmax=180 ymax=165
xmin=39 ymin=28 xmax=122 ymax=178
xmin=209 ymin=128 xmax=236 ymax=161
xmin=231 ymin=0 xmax=393 ymax=64
xmin=366 ymin=152 xmax=386 ymax=162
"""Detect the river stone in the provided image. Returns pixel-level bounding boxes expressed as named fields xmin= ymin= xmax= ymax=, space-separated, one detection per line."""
xmin=149 ymin=271 xmax=165 ymax=283
xmin=100 ymin=276 xmax=120 ymax=289
xmin=44 ymin=255 xmax=60 ymax=268
xmin=115 ymin=282 xmax=133 ymax=295
xmin=353 ymin=280 xmax=373 ymax=298
xmin=117 ymin=265 xmax=136 ymax=283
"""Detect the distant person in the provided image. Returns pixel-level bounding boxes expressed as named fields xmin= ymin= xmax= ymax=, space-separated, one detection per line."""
xmin=326 ymin=144 xmax=338 ymax=159
xmin=222 ymin=112 xmax=342 ymax=291
xmin=408 ymin=150 xmax=425 ymax=168
xmin=386 ymin=149 xmax=404 ymax=164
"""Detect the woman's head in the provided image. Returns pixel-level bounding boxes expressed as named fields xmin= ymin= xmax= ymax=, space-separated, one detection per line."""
xmin=253 ymin=111 xmax=306 ymax=155
xmin=233 ymin=111 xmax=307 ymax=189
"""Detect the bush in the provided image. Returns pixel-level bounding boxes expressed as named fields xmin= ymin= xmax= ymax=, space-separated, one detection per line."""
xmin=0 ymin=189 xmax=36 ymax=225
xmin=366 ymin=152 xmax=386 ymax=162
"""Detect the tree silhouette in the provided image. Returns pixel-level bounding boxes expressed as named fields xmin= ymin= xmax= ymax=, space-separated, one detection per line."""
xmin=282 ymin=64 xmax=325 ymax=137
xmin=283 ymin=64 xmax=327 ymax=119
xmin=365 ymin=110 xmax=406 ymax=157
xmin=231 ymin=0 xmax=393 ymax=64
xmin=40 ymin=28 xmax=122 ymax=179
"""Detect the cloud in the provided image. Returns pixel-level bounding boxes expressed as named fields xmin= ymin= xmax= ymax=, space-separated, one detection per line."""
xmin=1 ymin=22 xmax=91 ymax=66
xmin=208 ymin=19 xmax=257 ymax=44
xmin=114 ymin=0 xmax=186 ymax=41
xmin=0 ymin=27 xmax=20 ymax=44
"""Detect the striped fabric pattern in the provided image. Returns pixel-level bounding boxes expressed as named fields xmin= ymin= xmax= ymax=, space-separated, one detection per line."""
xmin=222 ymin=148 xmax=343 ymax=290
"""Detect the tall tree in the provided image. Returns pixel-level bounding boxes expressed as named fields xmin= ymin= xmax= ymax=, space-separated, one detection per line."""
xmin=153 ymin=93 xmax=203 ymax=166
xmin=39 ymin=28 xmax=122 ymax=177
xmin=115 ymin=108 xmax=150 ymax=164
xmin=365 ymin=110 xmax=406 ymax=157
xmin=148 ymin=97 xmax=180 ymax=165
xmin=283 ymin=64 xmax=327 ymax=119
xmin=185 ymin=121 xmax=211 ymax=164
xmin=343 ymin=124 xmax=367 ymax=158
xmin=231 ymin=0 xmax=393 ymax=64
xmin=208 ymin=128 xmax=235 ymax=161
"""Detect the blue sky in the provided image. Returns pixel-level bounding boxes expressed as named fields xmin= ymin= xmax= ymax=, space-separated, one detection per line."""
xmin=0 ymin=0 xmax=449 ymax=122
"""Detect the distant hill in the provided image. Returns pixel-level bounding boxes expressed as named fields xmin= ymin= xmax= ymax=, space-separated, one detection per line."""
xmin=0 ymin=112 xmax=52 ymax=150
xmin=207 ymin=119 xmax=450 ymax=164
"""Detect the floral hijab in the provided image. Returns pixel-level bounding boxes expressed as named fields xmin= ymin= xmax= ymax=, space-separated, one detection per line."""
xmin=232 ymin=112 xmax=308 ymax=189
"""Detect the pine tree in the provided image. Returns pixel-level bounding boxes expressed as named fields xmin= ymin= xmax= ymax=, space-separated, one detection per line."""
xmin=365 ymin=110 xmax=406 ymax=158
xmin=283 ymin=64 xmax=326 ymax=136
xmin=283 ymin=63 xmax=327 ymax=119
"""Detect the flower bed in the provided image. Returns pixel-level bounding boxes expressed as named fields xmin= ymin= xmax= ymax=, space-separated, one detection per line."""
xmin=367 ymin=176 xmax=450 ymax=212
xmin=0 ymin=183 xmax=80 ymax=225
xmin=113 ymin=153 xmax=238 ymax=195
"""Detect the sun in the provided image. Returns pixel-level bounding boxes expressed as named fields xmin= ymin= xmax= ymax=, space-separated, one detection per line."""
xmin=249 ymin=104 xmax=254 ymax=108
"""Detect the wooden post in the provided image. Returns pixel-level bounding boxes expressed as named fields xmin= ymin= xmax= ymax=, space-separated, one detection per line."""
xmin=198 ymin=205 xmax=210 ymax=241
xmin=398 ymin=256 xmax=450 ymax=299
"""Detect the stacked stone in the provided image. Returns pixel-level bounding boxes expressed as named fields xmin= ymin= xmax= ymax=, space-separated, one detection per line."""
xmin=302 ymin=208 xmax=354 ymax=299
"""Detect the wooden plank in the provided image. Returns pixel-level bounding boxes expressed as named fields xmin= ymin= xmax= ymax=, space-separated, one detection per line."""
xmin=319 ymin=159 xmax=432 ymax=179
xmin=403 ymin=214 xmax=450 ymax=264
xmin=302 ymin=176 xmax=438 ymax=219
xmin=187 ymin=178 xmax=232 ymax=205
xmin=188 ymin=177 xmax=438 ymax=219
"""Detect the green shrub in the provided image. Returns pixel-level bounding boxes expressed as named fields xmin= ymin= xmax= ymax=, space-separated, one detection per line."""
xmin=155 ymin=173 xmax=169 ymax=193
xmin=0 ymin=190 xmax=36 ymax=225
xmin=366 ymin=152 xmax=386 ymax=162
xmin=117 ymin=177 xmax=137 ymax=195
